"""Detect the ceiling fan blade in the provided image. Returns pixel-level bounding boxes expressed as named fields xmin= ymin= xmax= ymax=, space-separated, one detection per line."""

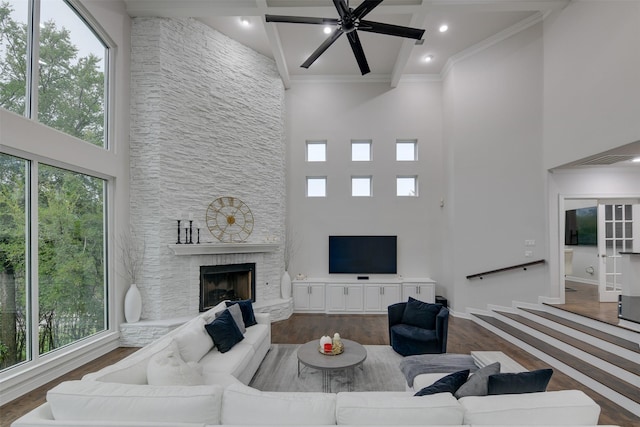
xmin=352 ymin=0 xmax=384 ymax=20
xmin=265 ymin=15 xmax=339 ymax=26
xmin=358 ymin=19 xmax=425 ymax=40
xmin=333 ymin=0 xmax=350 ymax=20
xmin=346 ymin=31 xmax=370 ymax=75
xmin=301 ymin=29 xmax=344 ymax=69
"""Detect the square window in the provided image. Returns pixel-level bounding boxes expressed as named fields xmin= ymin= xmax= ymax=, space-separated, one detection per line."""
xmin=352 ymin=140 xmax=371 ymax=161
xmin=306 ymin=141 xmax=326 ymax=162
xmin=307 ymin=177 xmax=326 ymax=197
xmin=352 ymin=176 xmax=372 ymax=197
xmin=396 ymin=140 xmax=417 ymax=161
xmin=397 ymin=176 xmax=417 ymax=196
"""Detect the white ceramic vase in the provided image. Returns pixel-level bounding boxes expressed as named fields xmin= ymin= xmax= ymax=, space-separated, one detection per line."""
xmin=124 ymin=283 xmax=142 ymax=323
xmin=281 ymin=270 xmax=292 ymax=299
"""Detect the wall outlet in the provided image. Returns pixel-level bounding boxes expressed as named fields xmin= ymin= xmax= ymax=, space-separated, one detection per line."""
xmin=525 ymin=250 xmax=533 ymax=257
xmin=525 ymin=239 xmax=536 ymax=246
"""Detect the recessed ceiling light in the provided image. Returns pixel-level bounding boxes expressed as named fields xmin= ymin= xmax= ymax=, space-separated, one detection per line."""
xmin=423 ymin=55 xmax=433 ymax=63
xmin=240 ymin=17 xmax=251 ymax=27
xmin=439 ymin=24 xmax=448 ymax=33
xmin=323 ymin=26 xmax=332 ymax=34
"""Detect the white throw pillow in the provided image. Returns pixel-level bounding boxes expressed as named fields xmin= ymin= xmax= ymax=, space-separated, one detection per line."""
xmin=174 ymin=317 xmax=213 ymax=363
xmin=147 ymin=340 xmax=204 ymax=386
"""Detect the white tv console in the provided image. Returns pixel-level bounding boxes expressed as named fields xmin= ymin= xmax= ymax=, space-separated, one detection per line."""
xmin=291 ymin=277 xmax=436 ymax=314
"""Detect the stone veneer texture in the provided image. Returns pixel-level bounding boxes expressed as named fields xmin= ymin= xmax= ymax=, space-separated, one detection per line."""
xmin=130 ymin=17 xmax=286 ymax=321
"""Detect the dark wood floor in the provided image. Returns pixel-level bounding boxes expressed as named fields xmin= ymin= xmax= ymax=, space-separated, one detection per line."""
xmin=2 ymin=312 xmax=638 ymax=427
xmin=551 ymin=281 xmax=620 ymax=325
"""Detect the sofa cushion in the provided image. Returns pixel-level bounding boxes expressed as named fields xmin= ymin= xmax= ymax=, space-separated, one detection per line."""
xmin=174 ymin=317 xmax=214 ymax=363
xmin=459 ymin=389 xmax=601 ymax=425
xmin=401 ymin=297 xmax=442 ymax=330
xmin=488 ymin=368 xmax=553 ymax=395
xmin=222 ymin=383 xmax=336 ymax=425
xmin=414 ymin=369 xmax=469 ymax=396
xmin=226 ymin=299 xmax=257 ymax=327
xmin=215 ymin=304 xmax=246 ymax=334
xmin=205 ymin=308 xmax=245 ymax=353
xmin=199 ymin=341 xmax=255 ymax=379
xmin=454 ymin=362 xmax=501 ymax=398
xmin=147 ymin=340 xmax=204 ymax=386
xmin=336 ymin=391 xmax=464 ymax=425
xmin=47 ymin=380 xmax=223 ymax=425
xmin=241 ymin=322 xmax=269 ymax=352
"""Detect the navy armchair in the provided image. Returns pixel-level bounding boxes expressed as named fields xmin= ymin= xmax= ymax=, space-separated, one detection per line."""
xmin=388 ymin=297 xmax=449 ymax=356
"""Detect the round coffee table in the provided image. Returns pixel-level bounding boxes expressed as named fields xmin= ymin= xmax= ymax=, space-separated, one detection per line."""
xmin=297 ymin=339 xmax=367 ymax=392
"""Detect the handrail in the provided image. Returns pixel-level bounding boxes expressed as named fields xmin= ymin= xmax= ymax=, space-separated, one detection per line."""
xmin=466 ymin=259 xmax=545 ymax=280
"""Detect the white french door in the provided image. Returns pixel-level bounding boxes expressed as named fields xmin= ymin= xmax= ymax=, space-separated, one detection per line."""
xmin=597 ymin=203 xmax=634 ymax=302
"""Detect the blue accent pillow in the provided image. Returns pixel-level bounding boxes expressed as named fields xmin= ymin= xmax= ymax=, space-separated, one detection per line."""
xmin=414 ymin=369 xmax=469 ymax=396
xmin=487 ymin=368 xmax=553 ymax=395
xmin=401 ymin=297 xmax=442 ymax=330
xmin=204 ymin=309 xmax=244 ymax=353
xmin=226 ymin=299 xmax=257 ymax=327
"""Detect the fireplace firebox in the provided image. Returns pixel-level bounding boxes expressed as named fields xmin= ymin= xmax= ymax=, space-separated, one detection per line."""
xmin=199 ymin=263 xmax=256 ymax=312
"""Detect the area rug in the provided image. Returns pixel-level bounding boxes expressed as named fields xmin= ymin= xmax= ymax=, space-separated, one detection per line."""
xmin=249 ymin=344 xmax=407 ymax=393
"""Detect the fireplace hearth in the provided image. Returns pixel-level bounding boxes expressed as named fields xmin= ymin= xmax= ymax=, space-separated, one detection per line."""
xmin=199 ymin=263 xmax=256 ymax=312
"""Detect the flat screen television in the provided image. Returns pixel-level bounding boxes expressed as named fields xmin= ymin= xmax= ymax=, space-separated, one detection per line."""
xmin=565 ymin=207 xmax=597 ymax=246
xmin=329 ymin=235 xmax=397 ymax=274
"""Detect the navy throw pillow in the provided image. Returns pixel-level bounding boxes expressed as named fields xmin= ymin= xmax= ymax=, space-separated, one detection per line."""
xmin=487 ymin=368 xmax=553 ymax=395
xmin=401 ymin=297 xmax=442 ymax=330
xmin=204 ymin=309 xmax=244 ymax=353
xmin=414 ymin=369 xmax=469 ymax=396
xmin=226 ymin=299 xmax=257 ymax=327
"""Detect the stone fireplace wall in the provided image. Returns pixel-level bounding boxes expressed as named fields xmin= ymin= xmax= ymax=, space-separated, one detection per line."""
xmin=129 ymin=17 xmax=286 ymax=325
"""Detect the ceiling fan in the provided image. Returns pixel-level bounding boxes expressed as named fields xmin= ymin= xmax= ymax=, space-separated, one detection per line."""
xmin=265 ymin=0 xmax=425 ymax=75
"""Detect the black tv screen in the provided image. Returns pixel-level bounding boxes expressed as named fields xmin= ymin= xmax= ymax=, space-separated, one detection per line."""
xmin=565 ymin=207 xmax=597 ymax=246
xmin=329 ymin=236 xmax=397 ymax=274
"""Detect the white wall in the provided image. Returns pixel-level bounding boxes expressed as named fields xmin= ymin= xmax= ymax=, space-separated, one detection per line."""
xmin=543 ymin=0 xmax=640 ymax=169
xmin=285 ymin=81 xmax=444 ymax=286
xmin=442 ymin=23 xmax=547 ymax=311
xmin=129 ymin=18 xmax=286 ymax=321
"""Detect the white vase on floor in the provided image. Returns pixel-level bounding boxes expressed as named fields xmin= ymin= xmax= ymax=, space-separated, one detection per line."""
xmin=124 ymin=283 xmax=142 ymax=323
xmin=281 ymin=271 xmax=292 ymax=299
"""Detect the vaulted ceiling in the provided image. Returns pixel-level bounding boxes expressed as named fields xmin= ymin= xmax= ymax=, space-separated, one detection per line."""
xmin=123 ymin=0 xmax=571 ymax=88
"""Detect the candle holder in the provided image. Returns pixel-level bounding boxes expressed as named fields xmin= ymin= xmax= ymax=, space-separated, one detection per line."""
xmin=176 ymin=220 xmax=182 ymax=244
xmin=189 ymin=220 xmax=194 ymax=244
xmin=196 ymin=228 xmax=201 ymax=244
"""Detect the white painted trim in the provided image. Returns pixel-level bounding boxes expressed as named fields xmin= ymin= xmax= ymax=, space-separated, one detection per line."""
xmin=619 ymin=319 xmax=640 ymax=334
xmin=565 ymin=276 xmax=599 ymax=285
xmin=168 ymin=243 xmax=279 ymax=255
xmin=0 ymin=332 xmax=120 ymax=406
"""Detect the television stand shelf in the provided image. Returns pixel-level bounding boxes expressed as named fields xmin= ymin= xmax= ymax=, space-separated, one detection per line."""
xmin=291 ymin=278 xmax=436 ymax=314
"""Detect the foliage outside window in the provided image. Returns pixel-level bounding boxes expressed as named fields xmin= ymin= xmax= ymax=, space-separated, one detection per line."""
xmin=0 ymin=0 xmax=108 ymax=147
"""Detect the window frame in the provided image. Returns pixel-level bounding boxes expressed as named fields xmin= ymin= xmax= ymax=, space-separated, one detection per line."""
xmin=306 ymin=176 xmax=327 ymax=198
xmin=396 ymin=139 xmax=418 ymax=162
xmin=351 ymin=140 xmax=372 ymax=162
xmin=397 ymin=175 xmax=418 ymax=197
xmin=351 ymin=175 xmax=372 ymax=197
xmin=306 ymin=140 xmax=327 ymax=162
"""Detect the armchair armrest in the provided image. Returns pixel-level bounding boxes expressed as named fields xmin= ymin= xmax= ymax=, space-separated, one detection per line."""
xmin=387 ymin=302 xmax=406 ymax=344
xmin=436 ymin=307 xmax=449 ymax=353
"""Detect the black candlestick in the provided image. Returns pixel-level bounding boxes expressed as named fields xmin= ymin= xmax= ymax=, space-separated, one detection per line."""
xmin=197 ymin=228 xmax=201 ymax=244
xmin=189 ymin=220 xmax=194 ymax=244
xmin=176 ymin=220 xmax=182 ymax=244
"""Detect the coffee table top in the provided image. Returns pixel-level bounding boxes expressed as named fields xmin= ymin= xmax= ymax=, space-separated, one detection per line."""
xmin=297 ymin=339 xmax=367 ymax=371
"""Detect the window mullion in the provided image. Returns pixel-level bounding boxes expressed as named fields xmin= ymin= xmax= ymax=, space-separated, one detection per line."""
xmin=26 ymin=0 xmax=40 ymax=120
xmin=28 ymin=161 xmax=39 ymax=361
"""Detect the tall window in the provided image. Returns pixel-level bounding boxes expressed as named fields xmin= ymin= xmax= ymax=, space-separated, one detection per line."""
xmin=0 ymin=153 xmax=29 ymax=371
xmin=0 ymin=0 xmax=109 ymax=147
xmin=0 ymin=155 xmax=107 ymax=372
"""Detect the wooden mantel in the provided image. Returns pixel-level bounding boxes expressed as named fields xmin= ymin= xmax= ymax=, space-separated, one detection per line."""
xmin=168 ymin=243 xmax=279 ymax=256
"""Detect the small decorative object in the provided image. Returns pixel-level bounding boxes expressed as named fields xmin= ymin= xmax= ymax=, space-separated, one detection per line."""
xmin=176 ymin=219 xmax=182 ymax=244
xmin=281 ymin=270 xmax=292 ymax=299
xmin=124 ymin=283 xmax=142 ymax=323
xmin=296 ymin=273 xmax=306 ymax=280
xmin=206 ymin=196 xmax=254 ymax=242
xmin=318 ymin=335 xmax=344 ymax=355
xmin=333 ymin=332 xmax=341 ymax=348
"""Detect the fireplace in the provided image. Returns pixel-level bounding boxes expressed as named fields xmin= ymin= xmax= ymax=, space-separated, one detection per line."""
xmin=199 ymin=263 xmax=256 ymax=312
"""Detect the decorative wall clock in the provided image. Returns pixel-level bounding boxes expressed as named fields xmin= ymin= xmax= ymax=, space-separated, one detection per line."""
xmin=205 ymin=196 xmax=254 ymax=242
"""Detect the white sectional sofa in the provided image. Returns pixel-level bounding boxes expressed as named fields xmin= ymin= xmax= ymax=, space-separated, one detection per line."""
xmin=12 ymin=300 xmax=610 ymax=427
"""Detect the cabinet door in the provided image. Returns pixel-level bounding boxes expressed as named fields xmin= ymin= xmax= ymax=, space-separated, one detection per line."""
xmin=344 ymin=285 xmax=363 ymax=311
xmin=402 ymin=284 xmax=419 ymax=302
xmin=381 ymin=284 xmax=401 ymax=308
xmin=363 ymin=285 xmax=382 ymax=311
xmin=292 ymin=284 xmax=310 ymax=310
xmin=326 ymin=285 xmax=346 ymax=312
xmin=418 ymin=284 xmax=435 ymax=303
xmin=308 ymin=284 xmax=326 ymax=310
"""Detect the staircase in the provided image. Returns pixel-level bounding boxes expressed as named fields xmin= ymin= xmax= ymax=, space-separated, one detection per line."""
xmin=469 ymin=302 xmax=640 ymax=418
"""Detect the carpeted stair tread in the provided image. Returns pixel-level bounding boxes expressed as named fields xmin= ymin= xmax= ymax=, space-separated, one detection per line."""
xmin=495 ymin=311 xmax=640 ymax=376
xmin=524 ymin=307 xmax=639 ymax=354
xmin=473 ymin=313 xmax=640 ymax=405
